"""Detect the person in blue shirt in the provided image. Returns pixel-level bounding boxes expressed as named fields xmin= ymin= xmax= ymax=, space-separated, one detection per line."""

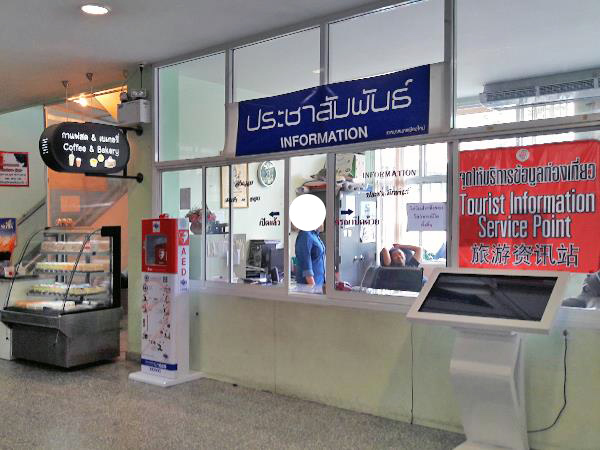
xmin=295 ymin=229 xmax=325 ymax=285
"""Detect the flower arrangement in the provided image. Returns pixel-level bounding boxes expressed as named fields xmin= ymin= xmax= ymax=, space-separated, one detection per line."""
xmin=185 ymin=206 xmax=216 ymax=234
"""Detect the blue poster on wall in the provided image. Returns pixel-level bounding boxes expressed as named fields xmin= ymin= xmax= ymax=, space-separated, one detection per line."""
xmin=230 ymin=65 xmax=430 ymax=157
xmin=0 ymin=218 xmax=16 ymax=266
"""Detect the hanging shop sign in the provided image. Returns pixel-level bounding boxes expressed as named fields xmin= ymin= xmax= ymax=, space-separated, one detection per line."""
xmin=459 ymin=140 xmax=600 ymax=273
xmin=0 ymin=151 xmax=29 ymax=187
xmin=39 ymin=122 xmax=129 ymax=174
xmin=226 ymin=65 xmax=431 ymax=157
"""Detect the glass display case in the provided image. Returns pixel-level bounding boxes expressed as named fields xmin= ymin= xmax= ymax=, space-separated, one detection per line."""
xmin=0 ymin=226 xmax=122 ymax=367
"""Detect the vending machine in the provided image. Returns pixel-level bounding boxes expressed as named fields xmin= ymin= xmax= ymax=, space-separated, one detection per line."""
xmin=129 ymin=216 xmax=202 ymax=387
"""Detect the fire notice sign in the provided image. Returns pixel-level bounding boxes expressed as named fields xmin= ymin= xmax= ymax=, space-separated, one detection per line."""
xmin=459 ymin=140 xmax=600 ymax=273
xmin=0 ymin=151 xmax=29 ymax=187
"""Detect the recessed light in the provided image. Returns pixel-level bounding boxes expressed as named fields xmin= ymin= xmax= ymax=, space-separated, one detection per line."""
xmin=81 ymin=4 xmax=111 ymax=15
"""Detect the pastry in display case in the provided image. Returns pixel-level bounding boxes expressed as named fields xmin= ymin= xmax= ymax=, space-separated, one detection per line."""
xmin=0 ymin=226 xmax=122 ymax=368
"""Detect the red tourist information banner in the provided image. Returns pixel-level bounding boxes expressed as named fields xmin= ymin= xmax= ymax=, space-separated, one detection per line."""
xmin=459 ymin=140 xmax=600 ymax=273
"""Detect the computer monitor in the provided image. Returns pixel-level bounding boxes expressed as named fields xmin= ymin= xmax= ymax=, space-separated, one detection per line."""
xmin=407 ymin=268 xmax=570 ymax=334
xmin=263 ymin=247 xmax=283 ymax=271
xmin=262 ymin=247 xmax=284 ymax=283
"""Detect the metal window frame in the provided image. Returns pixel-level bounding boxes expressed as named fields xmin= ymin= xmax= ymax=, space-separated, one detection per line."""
xmin=149 ymin=0 xmax=600 ymax=325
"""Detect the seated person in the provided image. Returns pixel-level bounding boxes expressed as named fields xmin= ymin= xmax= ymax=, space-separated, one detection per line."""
xmin=380 ymin=244 xmax=423 ymax=268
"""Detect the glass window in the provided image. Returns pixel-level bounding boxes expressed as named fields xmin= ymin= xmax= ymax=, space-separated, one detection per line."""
xmin=335 ymin=145 xmax=448 ymax=296
xmin=456 ymin=0 xmax=600 ymax=128
xmin=158 ymin=53 xmax=226 ymax=160
xmin=231 ymin=160 xmax=285 ymax=286
xmin=205 ymin=166 xmax=230 ymax=282
xmin=329 ymin=0 xmax=445 ymax=83
xmin=161 ymin=169 xmax=203 ymax=280
xmin=234 ymin=29 xmax=320 ymax=102
xmin=289 ymin=154 xmax=328 ymax=294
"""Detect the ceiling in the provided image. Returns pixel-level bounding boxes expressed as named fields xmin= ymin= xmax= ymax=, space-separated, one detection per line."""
xmin=2 ymin=0 xmax=600 ymax=114
xmin=0 ymin=0 xmax=381 ymax=113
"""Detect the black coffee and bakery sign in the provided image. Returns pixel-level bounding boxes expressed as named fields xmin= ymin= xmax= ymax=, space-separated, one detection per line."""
xmin=39 ymin=122 xmax=130 ymax=174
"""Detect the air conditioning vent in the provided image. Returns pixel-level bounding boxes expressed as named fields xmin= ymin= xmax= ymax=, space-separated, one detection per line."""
xmin=484 ymin=88 xmax=536 ymax=103
xmin=538 ymin=79 xmax=595 ymax=96
xmin=479 ymin=69 xmax=600 ymax=108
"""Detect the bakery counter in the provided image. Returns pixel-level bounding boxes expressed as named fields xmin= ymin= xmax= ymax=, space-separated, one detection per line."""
xmin=1 ymin=307 xmax=122 ymax=367
xmin=1 ymin=225 xmax=122 ymax=368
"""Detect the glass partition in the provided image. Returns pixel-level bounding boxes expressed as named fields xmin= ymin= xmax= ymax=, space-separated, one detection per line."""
xmin=456 ymin=0 xmax=600 ymax=128
xmin=289 ymin=154 xmax=328 ymax=294
xmin=205 ymin=166 xmax=230 ymax=282
xmin=231 ymin=160 xmax=285 ymax=286
xmin=334 ymin=145 xmax=448 ymax=296
xmin=161 ymin=169 xmax=203 ymax=280
xmin=158 ymin=53 xmax=226 ymax=160
xmin=233 ymin=29 xmax=320 ymax=102
xmin=328 ymin=0 xmax=445 ymax=83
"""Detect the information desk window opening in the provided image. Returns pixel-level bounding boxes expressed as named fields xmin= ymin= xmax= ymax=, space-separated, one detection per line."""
xmin=334 ymin=146 xmax=448 ymax=296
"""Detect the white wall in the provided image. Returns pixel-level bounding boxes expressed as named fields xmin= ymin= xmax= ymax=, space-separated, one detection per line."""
xmin=0 ymin=106 xmax=45 ymax=220
xmin=0 ymin=106 xmax=46 ymax=262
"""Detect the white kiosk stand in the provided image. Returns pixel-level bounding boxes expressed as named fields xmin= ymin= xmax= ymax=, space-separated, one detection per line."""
xmin=407 ymin=268 xmax=569 ymax=450
xmin=129 ymin=217 xmax=203 ymax=387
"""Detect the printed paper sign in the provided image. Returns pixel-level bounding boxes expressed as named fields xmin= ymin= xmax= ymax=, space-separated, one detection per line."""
xmin=459 ymin=140 xmax=600 ymax=273
xmin=0 ymin=151 xmax=29 ymax=187
xmin=407 ymin=202 xmax=446 ymax=231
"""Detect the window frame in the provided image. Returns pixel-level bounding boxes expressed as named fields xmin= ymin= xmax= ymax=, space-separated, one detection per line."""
xmin=151 ymin=0 xmax=600 ymax=328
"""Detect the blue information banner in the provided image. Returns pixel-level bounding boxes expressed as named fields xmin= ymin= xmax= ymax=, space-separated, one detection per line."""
xmin=234 ymin=65 xmax=430 ymax=156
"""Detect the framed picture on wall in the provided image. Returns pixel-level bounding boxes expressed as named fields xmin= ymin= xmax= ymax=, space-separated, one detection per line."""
xmin=221 ymin=164 xmax=249 ymax=208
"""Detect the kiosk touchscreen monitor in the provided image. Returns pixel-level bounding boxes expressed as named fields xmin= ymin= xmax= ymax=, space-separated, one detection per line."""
xmin=408 ymin=268 xmax=569 ymax=334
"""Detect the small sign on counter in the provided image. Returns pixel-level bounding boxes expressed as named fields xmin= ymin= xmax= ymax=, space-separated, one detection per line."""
xmin=407 ymin=202 xmax=446 ymax=231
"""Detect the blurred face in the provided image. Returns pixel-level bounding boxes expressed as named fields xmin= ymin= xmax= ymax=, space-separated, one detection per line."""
xmin=391 ymin=250 xmax=405 ymax=266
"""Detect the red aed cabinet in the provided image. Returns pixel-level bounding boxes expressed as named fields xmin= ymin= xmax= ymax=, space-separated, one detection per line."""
xmin=138 ymin=217 xmax=191 ymax=380
xmin=142 ymin=217 xmax=189 ymax=275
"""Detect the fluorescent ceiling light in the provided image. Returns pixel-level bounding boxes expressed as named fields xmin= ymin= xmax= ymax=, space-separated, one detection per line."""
xmin=81 ymin=4 xmax=111 ymax=15
xmin=76 ymin=95 xmax=89 ymax=107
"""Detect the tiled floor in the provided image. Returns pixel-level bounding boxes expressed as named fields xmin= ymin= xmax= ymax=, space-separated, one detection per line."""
xmin=0 ymin=357 xmax=464 ymax=449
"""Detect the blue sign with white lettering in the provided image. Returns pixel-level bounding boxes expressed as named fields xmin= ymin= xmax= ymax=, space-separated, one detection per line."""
xmin=234 ymin=65 xmax=430 ymax=156
xmin=141 ymin=358 xmax=178 ymax=371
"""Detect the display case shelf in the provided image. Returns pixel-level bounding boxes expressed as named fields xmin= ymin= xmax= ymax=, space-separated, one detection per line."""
xmin=26 ymin=290 xmax=108 ymax=299
xmin=1 ymin=226 xmax=122 ymax=368
xmin=41 ymin=250 xmax=111 ymax=257
xmin=43 ymin=228 xmax=98 ymax=236
xmin=34 ymin=268 xmax=106 ymax=275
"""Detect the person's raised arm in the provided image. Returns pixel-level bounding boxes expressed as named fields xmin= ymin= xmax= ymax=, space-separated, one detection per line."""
xmin=380 ymin=247 xmax=392 ymax=266
xmin=392 ymin=244 xmax=423 ymax=263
